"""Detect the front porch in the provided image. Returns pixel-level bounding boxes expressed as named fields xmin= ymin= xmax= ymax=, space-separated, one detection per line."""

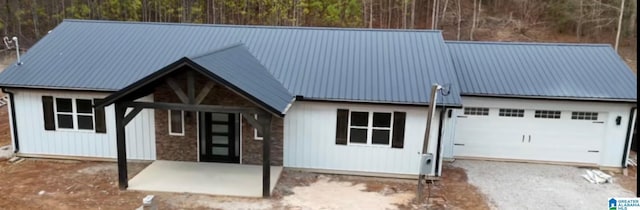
xmin=97 ymin=44 xmax=294 ymax=198
xmin=128 ymin=160 xmax=283 ymax=197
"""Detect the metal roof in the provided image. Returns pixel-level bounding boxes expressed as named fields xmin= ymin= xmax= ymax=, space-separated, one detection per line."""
xmin=446 ymin=41 xmax=637 ymax=102
xmin=99 ymin=43 xmax=292 ymax=115
xmin=0 ymin=19 xmax=462 ymax=106
xmin=189 ymin=44 xmax=293 ymax=114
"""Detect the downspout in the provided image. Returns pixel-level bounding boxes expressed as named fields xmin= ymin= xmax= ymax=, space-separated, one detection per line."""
xmin=434 ymin=106 xmax=446 ymax=177
xmin=1 ymin=88 xmax=19 ymax=153
xmin=622 ymin=107 xmax=637 ymax=167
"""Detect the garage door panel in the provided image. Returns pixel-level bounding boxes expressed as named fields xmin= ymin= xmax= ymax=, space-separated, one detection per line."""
xmin=453 ymin=108 xmax=604 ymax=165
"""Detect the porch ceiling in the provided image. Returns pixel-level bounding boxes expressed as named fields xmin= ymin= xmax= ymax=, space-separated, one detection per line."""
xmin=128 ymin=160 xmax=283 ymax=197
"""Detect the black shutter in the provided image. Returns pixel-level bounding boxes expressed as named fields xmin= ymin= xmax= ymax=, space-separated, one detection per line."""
xmin=391 ymin=112 xmax=406 ymax=148
xmin=335 ymin=109 xmax=349 ymax=145
xmin=94 ymin=99 xmax=107 ymax=133
xmin=42 ymin=96 xmax=55 ymax=130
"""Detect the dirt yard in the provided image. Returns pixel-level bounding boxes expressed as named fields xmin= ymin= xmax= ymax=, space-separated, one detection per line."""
xmin=0 ymin=158 xmax=489 ymax=209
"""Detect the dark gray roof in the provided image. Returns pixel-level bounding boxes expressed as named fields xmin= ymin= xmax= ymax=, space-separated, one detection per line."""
xmin=99 ymin=43 xmax=292 ymax=115
xmin=0 ymin=19 xmax=462 ymax=106
xmin=447 ymin=41 xmax=637 ymax=102
xmin=189 ymin=44 xmax=293 ymax=114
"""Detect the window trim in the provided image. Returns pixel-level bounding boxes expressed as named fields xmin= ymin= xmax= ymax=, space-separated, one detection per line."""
xmin=347 ymin=110 xmax=394 ymax=147
xmin=168 ymin=110 xmax=185 ymax=136
xmin=498 ymin=108 xmax=525 ymax=118
xmin=254 ymin=114 xmax=263 ymax=140
xmin=464 ymin=107 xmax=489 ymax=116
xmin=571 ymin=111 xmax=599 ymax=120
xmin=52 ymin=97 xmax=95 ymax=132
xmin=534 ymin=110 xmax=561 ymax=119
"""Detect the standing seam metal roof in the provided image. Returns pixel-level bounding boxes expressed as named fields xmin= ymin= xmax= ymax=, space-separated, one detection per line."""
xmin=446 ymin=41 xmax=637 ymax=101
xmin=0 ymin=19 xmax=462 ymax=106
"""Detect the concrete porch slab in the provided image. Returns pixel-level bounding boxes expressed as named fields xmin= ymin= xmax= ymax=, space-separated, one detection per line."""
xmin=128 ymin=160 xmax=283 ymax=197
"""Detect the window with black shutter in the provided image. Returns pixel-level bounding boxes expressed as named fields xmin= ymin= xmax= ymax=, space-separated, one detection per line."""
xmin=42 ymin=96 xmax=99 ymax=132
xmin=335 ymin=109 xmax=406 ymax=148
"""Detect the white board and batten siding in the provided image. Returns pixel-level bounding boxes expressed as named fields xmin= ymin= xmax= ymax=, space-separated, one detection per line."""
xmin=10 ymin=89 xmax=156 ymax=160
xmin=446 ymin=96 xmax=635 ymax=167
xmin=284 ymin=101 xmax=448 ymax=176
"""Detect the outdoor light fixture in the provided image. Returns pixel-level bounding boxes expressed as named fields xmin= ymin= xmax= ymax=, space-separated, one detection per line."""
xmin=616 ymin=116 xmax=622 ymax=125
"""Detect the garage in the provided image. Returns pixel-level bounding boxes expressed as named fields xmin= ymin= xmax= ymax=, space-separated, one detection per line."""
xmin=453 ymin=105 xmax=606 ymax=165
xmin=445 ymin=41 xmax=636 ymax=168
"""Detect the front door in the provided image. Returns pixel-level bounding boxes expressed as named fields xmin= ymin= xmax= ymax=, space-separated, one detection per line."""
xmin=200 ymin=112 xmax=239 ymax=163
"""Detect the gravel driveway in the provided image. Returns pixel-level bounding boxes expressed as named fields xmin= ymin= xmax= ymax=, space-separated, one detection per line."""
xmin=453 ymin=160 xmax=634 ymax=210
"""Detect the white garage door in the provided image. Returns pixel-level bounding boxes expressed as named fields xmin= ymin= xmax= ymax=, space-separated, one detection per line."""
xmin=453 ymin=107 xmax=605 ymax=164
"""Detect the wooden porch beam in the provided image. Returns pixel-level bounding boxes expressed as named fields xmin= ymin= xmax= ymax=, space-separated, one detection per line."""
xmin=260 ymin=113 xmax=273 ymax=198
xmin=165 ymin=78 xmax=189 ymax=104
xmin=195 ymin=81 xmax=215 ymax=104
xmin=123 ymin=107 xmax=144 ymax=126
xmin=123 ymin=101 xmax=258 ymax=114
xmin=115 ymin=102 xmax=129 ymax=190
xmin=187 ymin=71 xmax=195 ymax=104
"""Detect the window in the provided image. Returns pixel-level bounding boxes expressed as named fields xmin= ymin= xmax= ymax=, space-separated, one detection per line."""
xmin=571 ymin=112 xmax=598 ymax=120
xmin=535 ymin=110 xmax=561 ymax=119
xmin=43 ymin=96 xmax=105 ymax=133
xmin=464 ymin=107 xmax=489 ymax=116
xmin=54 ymin=98 xmax=95 ymax=130
xmin=254 ymin=114 xmax=263 ymax=140
xmin=499 ymin=109 xmax=524 ymax=117
xmin=55 ymin=98 xmax=74 ymax=129
xmin=348 ymin=111 xmax=393 ymax=146
xmin=168 ymin=110 xmax=184 ymax=135
xmin=336 ymin=109 xmax=406 ymax=148
xmin=76 ymin=99 xmax=94 ymax=130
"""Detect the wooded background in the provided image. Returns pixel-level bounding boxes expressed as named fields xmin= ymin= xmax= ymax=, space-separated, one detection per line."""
xmin=0 ymin=0 xmax=637 ymax=61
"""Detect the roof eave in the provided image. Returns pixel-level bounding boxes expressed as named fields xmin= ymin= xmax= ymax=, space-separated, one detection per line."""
xmin=461 ymin=93 xmax=637 ymax=103
xmin=295 ymin=96 xmax=463 ymax=108
xmin=0 ymin=84 xmax=117 ymax=92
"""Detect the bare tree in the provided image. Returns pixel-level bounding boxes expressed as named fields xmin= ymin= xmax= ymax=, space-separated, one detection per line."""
xmin=457 ymin=0 xmax=461 ymax=40
xmin=30 ymin=0 xmax=39 ymax=39
xmin=470 ymin=0 xmax=477 ymax=40
xmin=369 ymin=0 xmax=373 ymax=28
xmin=403 ymin=0 xmax=407 ymax=29
xmin=410 ymin=0 xmax=415 ymax=29
xmin=434 ymin=0 xmax=440 ymax=29
xmin=577 ymin=0 xmax=584 ymax=40
xmin=614 ymin=0 xmax=625 ymax=52
xmin=628 ymin=0 xmax=636 ymax=35
xmin=441 ymin=0 xmax=449 ymax=23
xmin=431 ymin=0 xmax=437 ymax=29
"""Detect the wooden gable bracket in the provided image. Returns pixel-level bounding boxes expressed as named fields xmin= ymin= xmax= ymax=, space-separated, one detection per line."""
xmin=195 ymin=81 xmax=215 ymax=104
xmin=123 ymin=107 xmax=144 ymax=126
xmin=165 ymin=78 xmax=189 ymax=104
xmin=167 ymin=72 xmax=215 ymax=105
xmin=241 ymin=111 xmax=264 ymax=133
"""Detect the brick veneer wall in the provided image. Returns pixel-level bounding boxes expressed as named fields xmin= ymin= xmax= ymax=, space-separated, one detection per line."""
xmin=154 ymin=69 xmax=283 ymax=165
xmin=241 ymin=117 xmax=284 ymax=165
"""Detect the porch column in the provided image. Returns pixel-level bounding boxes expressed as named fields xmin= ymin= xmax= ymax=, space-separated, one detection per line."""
xmin=115 ymin=102 xmax=129 ymax=190
xmin=259 ymin=113 xmax=273 ymax=198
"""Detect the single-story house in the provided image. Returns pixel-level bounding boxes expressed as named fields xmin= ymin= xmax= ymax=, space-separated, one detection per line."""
xmin=0 ymin=20 xmax=636 ymax=197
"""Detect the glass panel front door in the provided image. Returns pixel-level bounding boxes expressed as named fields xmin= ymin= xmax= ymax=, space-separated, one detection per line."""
xmin=200 ymin=112 xmax=239 ymax=163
